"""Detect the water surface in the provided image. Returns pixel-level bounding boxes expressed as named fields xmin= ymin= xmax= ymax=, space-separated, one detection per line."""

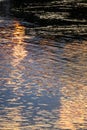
xmin=0 ymin=17 xmax=87 ymax=130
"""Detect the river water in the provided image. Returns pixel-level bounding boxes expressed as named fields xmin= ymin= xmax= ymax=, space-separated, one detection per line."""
xmin=0 ymin=1 xmax=87 ymax=130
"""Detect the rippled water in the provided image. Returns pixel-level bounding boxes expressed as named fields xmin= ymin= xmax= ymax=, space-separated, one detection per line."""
xmin=0 ymin=17 xmax=87 ymax=130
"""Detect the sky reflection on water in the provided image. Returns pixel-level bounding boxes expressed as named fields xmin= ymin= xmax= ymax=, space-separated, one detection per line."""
xmin=56 ymin=41 xmax=87 ymax=130
xmin=0 ymin=18 xmax=87 ymax=130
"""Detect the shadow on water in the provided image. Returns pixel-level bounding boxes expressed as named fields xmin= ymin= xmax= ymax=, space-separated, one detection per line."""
xmin=0 ymin=0 xmax=87 ymax=130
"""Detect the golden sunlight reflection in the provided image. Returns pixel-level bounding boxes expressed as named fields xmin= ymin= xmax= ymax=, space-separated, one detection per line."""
xmin=55 ymin=40 xmax=87 ymax=130
xmin=8 ymin=21 xmax=28 ymax=94
xmin=11 ymin=21 xmax=27 ymax=66
xmin=0 ymin=22 xmax=28 ymax=130
xmin=0 ymin=108 xmax=22 ymax=130
xmin=55 ymin=84 xmax=87 ymax=130
xmin=12 ymin=21 xmax=25 ymax=44
xmin=61 ymin=40 xmax=87 ymax=85
xmin=12 ymin=44 xmax=27 ymax=66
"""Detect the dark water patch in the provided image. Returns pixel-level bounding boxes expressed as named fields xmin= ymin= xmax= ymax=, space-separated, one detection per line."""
xmin=69 ymin=6 xmax=87 ymax=20
xmin=0 ymin=0 xmax=87 ymax=39
xmin=6 ymin=0 xmax=87 ymax=40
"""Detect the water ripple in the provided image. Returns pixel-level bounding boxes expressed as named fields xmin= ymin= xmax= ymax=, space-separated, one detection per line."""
xmin=0 ymin=17 xmax=87 ymax=130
